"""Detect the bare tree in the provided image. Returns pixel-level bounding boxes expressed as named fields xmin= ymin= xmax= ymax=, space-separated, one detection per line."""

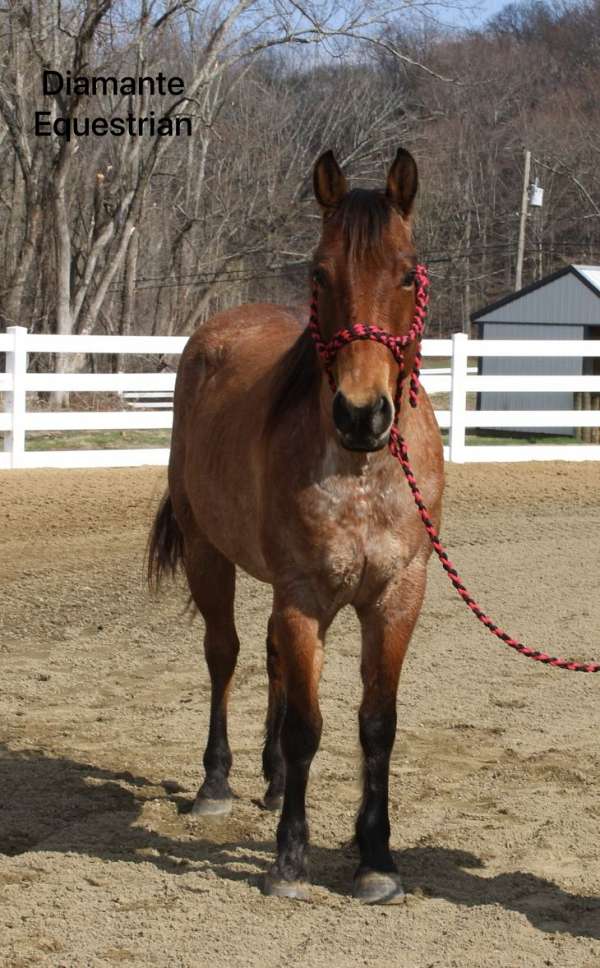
xmin=2 ymin=0 xmax=599 ymax=367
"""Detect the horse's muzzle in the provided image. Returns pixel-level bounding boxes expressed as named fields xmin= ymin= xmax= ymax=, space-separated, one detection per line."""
xmin=332 ymin=391 xmax=393 ymax=451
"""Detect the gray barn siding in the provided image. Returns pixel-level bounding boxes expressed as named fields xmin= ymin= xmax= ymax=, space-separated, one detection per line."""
xmin=479 ymin=322 xmax=584 ymax=435
xmin=473 ymin=267 xmax=600 ymax=436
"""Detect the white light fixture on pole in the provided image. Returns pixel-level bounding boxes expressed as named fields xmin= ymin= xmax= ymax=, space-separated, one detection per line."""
xmin=529 ymin=178 xmax=544 ymax=207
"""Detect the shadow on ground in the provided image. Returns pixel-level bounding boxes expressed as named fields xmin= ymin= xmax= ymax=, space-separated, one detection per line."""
xmin=1 ymin=744 xmax=598 ymax=939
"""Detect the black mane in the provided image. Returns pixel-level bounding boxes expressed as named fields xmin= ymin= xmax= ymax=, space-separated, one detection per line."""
xmin=265 ymin=324 xmax=320 ymax=435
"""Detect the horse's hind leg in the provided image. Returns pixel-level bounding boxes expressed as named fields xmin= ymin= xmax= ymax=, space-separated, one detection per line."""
xmin=184 ymin=532 xmax=239 ymax=816
xmin=262 ymin=615 xmax=286 ymax=810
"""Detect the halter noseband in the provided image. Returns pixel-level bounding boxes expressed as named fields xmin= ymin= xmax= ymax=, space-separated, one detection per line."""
xmin=308 ymin=263 xmax=430 ymax=419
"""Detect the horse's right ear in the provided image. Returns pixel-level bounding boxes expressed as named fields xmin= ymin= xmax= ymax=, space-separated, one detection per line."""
xmin=313 ymin=151 xmax=348 ymax=212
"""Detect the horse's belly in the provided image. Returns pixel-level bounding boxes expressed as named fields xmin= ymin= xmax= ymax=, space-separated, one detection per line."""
xmin=190 ymin=488 xmax=273 ymax=584
xmin=182 ymin=429 xmax=274 ymax=583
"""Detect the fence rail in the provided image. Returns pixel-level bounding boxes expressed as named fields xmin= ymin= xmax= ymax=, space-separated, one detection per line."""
xmin=2 ymin=327 xmax=600 ymax=469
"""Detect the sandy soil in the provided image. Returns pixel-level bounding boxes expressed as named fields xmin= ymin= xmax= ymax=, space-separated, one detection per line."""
xmin=1 ymin=461 xmax=600 ymax=967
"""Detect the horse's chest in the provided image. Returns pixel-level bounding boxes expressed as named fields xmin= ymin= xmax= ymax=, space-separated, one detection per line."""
xmin=308 ymin=477 xmax=408 ymax=595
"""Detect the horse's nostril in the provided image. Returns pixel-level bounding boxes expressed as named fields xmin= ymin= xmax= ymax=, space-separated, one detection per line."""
xmin=375 ymin=394 xmax=392 ymax=418
xmin=333 ymin=392 xmax=393 ymax=443
xmin=332 ymin=391 xmax=354 ymax=435
xmin=371 ymin=395 xmax=392 ymax=436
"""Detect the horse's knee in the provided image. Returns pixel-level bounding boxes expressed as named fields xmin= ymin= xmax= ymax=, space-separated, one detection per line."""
xmin=358 ymin=705 xmax=397 ymax=758
xmin=281 ymin=700 xmax=322 ymax=765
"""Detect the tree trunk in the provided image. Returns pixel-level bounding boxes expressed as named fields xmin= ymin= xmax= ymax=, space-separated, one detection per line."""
xmin=113 ymin=229 xmax=139 ymax=373
xmin=52 ymin=171 xmax=76 ymax=407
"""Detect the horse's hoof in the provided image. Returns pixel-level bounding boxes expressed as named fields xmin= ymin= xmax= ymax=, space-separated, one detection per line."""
xmin=190 ymin=796 xmax=232 ymax=817
xmin=262 ymin=872 xmax=310 ymax=900
xmin=353 ymin=870 xmax=405 ymax=905
xmin=262 ymin=792 xmax=283 ymax=812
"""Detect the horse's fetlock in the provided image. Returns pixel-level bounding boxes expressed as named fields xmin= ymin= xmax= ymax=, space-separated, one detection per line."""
xmin=197 ymin=774 xmax=232 ymax=801
xmin=273 ymin=830 xmax=309 ymax=882
xmin=277 ymin=813 xmax=308 ymax=848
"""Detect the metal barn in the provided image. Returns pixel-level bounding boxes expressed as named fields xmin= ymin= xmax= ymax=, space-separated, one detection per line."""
xmin=472 ymin=264 xmax=600 ymax=436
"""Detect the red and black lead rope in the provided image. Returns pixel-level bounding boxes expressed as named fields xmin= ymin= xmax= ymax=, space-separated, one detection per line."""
xmin=310 ymin=263 xmax=600 ymax=674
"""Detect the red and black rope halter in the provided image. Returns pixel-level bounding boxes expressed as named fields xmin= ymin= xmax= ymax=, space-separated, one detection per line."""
xmin=309 ymin=263 xmax=600 ymax=674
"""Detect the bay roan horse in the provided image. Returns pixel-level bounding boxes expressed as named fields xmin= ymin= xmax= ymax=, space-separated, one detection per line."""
xmin=148 ymin=148 xmax=444 ymax=904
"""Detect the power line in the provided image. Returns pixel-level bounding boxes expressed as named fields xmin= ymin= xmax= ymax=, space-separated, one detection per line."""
xmin=107 ymin=240 xmax=600 ymax=294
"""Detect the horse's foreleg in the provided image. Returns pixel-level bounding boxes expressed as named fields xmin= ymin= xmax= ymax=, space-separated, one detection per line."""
xmin=354 ymin=563 xmax=427 ymax=904
xmin=262 ymin=615 xmax=286 ymax=810
xmin=263 ymin=598 xmax=324 ymax=899
xmin=184 ymin=537 xmax=239 ymax=816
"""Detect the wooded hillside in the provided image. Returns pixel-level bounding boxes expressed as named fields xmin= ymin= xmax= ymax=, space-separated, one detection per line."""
xmin=1 ymin=0 xmax=598 ymax=343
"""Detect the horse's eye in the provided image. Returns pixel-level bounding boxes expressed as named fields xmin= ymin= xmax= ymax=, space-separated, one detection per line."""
xmin=312 ymin=267 xmax=328 ymax=288
xmin=401 ymin=269 xmax=416 ymax=288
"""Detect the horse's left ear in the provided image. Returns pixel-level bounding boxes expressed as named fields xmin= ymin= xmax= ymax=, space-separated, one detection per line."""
xmin=386 ymin=148 xmax=418 ymax=218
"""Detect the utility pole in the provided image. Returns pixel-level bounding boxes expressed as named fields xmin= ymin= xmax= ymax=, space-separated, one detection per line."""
xmin=463 ymin=206 xmax=471 ymax=334
xmin=515 ymin=149 xmax=531 ymax=291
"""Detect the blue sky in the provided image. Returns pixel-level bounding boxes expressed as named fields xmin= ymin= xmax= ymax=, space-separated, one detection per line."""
xmin=433 ymin=0 xmax=512 ymax=29
xmin=471 ymin=0 xmax=512 ymax=23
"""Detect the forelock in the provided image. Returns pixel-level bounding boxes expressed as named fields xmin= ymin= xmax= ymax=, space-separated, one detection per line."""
xmin=337 ymin=189 xmax=393 ymax=266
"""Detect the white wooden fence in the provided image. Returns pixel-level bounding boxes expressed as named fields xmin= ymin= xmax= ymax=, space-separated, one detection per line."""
xmin=2 ymin=325 xmax=600 ymax=469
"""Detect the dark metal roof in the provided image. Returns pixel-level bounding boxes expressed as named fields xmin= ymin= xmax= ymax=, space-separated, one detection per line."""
xmin=471 ymin=264 xmax=600 ymax=322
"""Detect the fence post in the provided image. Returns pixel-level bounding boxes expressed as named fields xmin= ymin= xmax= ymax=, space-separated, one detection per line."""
xmin=449 ymin=332 xmax=469 ymax=463
xmin=3 ymin=326 xmax=27 ymax=468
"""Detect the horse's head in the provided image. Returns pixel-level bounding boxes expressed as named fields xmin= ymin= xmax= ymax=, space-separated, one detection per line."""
xmin=312 ymin=148 xmax=419 ymax=452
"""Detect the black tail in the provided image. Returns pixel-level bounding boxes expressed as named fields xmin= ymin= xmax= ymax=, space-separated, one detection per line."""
xmin=147 ymin=492 xmax=185 ymax=591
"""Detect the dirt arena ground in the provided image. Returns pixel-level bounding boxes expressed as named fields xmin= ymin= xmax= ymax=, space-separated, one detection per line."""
xmin=1 ymin=460 xmax=600 ymax=967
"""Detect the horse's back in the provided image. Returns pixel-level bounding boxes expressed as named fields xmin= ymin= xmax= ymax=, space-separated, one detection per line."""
xmin=172 ymin=301 xmax=305 ymax=446
xmin=178 ymin=302 xmax=305 ymax=396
